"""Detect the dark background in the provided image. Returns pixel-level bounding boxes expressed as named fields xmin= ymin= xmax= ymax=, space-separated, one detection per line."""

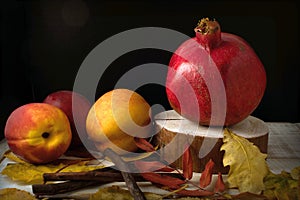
xmin=1 ymin=0 xmax=299 ymax=139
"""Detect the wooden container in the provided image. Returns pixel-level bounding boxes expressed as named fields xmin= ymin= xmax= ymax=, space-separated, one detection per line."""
xmin=153 ymin=110 xmax=269 ymax=174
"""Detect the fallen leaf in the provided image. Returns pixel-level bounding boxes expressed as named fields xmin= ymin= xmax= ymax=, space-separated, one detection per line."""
xmin=231 ymin=192 xmax=268 ymax=200
xmin=199 ymin=158 xmax=215 ymax=188
xmin=122 ymin=151 xmax=155 ymax=162
xmin=263 ymin=170 xmax=299 ymax=200
xmin=134 ymin=137 xmax=155 ymax=152
xmin=3 ymin=150 xmax=27 ymax=164
xmin=291 ymin=166 xmax=300 ymax=180
xmin=89 ymin=185 xmax=162 ymax=200
xmin=1 ymin=152 xmax=104 ymax=184
xmin=1 ymin=163 xmax=64 ymax=184
xmin=134 ymin=160 xmax=175 ymax=172
xmin=220 ymin=129 xmax=269 ymax=194
xmin=214 ymin=172 xmax=226 ymax=193
xmin=182 ymin=145 xmax=193 ymax=180
xmin=0 ymin=188 xmax=36 ymax=200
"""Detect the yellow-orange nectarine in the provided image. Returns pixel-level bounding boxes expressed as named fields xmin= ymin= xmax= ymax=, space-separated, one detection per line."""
xmin=86 ymin=89 xmax=152 ymax=155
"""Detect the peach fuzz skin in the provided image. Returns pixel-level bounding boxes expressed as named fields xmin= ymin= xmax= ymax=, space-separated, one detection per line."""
xmin=4 ymin=103 xmax=72 ymax=164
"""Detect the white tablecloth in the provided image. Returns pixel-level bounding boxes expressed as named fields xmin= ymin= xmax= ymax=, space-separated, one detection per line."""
xmin=1 ymin=122 xmax=300 ymax=197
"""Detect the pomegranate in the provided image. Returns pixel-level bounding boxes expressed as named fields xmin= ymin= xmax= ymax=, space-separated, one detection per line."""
xmin=166 ymin=18 xmax=266 ymax=126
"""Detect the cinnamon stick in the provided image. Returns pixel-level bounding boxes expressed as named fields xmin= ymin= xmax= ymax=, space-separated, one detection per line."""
xmin=103 ymin=148 xmax=146 ymax=200
xmin=32 ymin=180 xmax=101 ymax=196
xmin=43 ymin=170 xmax=184 ymax=182
xmin=43 ymin=170 xmax=125 ymax=182
xmin=33 ymin=171 xmax=184 ymax=196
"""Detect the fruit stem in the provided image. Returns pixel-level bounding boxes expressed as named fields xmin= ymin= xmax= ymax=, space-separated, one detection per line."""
xmin=194 ymin=18 xmax=221 ymax=52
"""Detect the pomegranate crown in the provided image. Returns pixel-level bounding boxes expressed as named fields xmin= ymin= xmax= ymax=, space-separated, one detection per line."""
xmin=194 ymin=18 xmax=220 ymax=35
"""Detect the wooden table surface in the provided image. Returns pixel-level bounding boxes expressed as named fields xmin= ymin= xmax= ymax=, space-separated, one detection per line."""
xmin=0 ymin=122 xmax=300 ymax=196
xmin=263 ymin=122 xmax=300 ymax=173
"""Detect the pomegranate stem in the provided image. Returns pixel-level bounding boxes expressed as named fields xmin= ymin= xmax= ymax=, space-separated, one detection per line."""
xmin=194 ymin=18 xmax=221 ymax=51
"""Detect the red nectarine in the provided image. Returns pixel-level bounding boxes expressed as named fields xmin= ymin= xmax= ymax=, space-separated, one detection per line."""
xmin=4 ymin=103 xmax=72 ymax=164
xmin=43 ymin=90 xmax=91 ymax=149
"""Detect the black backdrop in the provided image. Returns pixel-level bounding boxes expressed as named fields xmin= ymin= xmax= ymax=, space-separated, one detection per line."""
xmin=1 ymin=0 xmax=299 ymax=139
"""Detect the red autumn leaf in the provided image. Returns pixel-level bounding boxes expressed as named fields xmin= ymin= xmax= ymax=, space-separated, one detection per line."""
xmin=134 ymin=137 xmax=155 ymax=152
xmin=214 ymin=172 xmax=226 ymax=193
xmin=141 ymin=172 xmax=186 ymax=189
xmin=199 ymin=158 xmax=215 ymax=188
xmin=182 ymin=145 xmax=193 ymax=180
xmin=175 ymin=189 xmax=214 ymax=197
xmin=134 ymin=160 xmax=174 ymax=172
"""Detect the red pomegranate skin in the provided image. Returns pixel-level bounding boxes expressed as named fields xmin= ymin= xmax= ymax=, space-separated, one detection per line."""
xmin=166 ymin=18 xmax=266 ymax=126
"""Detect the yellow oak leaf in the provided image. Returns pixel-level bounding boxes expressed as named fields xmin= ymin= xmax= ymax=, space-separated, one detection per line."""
xmin=263 ymin=170 xmax=299 ymax=200
xmin=220 ymin=129 xmax=269 ymax=194
xmin=1 ymin=162 xmax=65 ymax=184
xmin=1 ymin=152 xmax=104 ymax=184
xmin=3 ymin=150 xmax=27 ymax=164
xmin=0 ymin=188 xmax=36 ymax=200
xmin=89 ymin=185 xmax=163 ymax=200
xmin=291 ymin=166 xmax=300 ymax=180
